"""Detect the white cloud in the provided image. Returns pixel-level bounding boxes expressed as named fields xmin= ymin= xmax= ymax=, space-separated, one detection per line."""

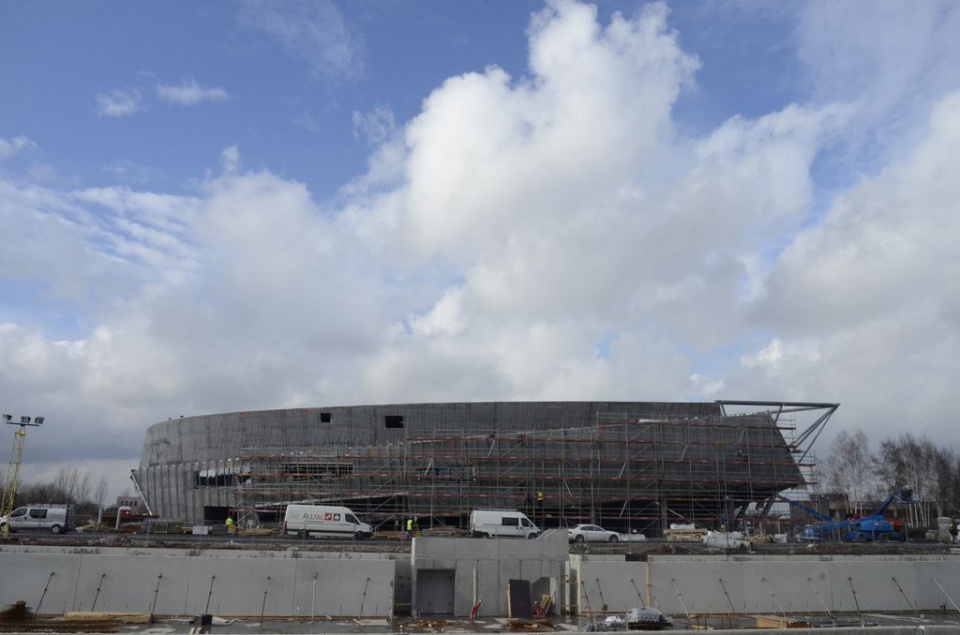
xmin=4 ymin=1 xmax=850 ymax=417
xmin=719 ymin=90 xmax=960 ymax=447
xmin=96 ymin=88 xmax=144 ymax=118
xmin=3 ymin=0 xmax=960 ymax=498
xmin=795 ymin=1 xmax=960 ymax=175
xmin=758 ymin=93 xmax=960 ymax=330
xmin=352 ymin=105 xmax=396 ymax=146
xmin=0 ymin=135 xmax=37 ymax=159
xmin=156 ymin=78 xmax=230 ymax=105
xmin=238 ymin=0 xmax=362 ymax=79
xmin=220 ymin=146 xmax=241 ymax=174
xmin=740 ymin=338 xmax=822 ymax=378
xmin=101 ymin=159 xmax=165 ymax=184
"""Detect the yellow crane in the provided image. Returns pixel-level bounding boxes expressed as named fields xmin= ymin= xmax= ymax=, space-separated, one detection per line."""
xmin=1 ymin=414 xmax=44 ymax=539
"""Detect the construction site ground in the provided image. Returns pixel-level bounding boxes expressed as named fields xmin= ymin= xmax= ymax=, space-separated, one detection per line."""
xmin=5 ymin=529 xmax=957 ymax=558
xmin=4 ymin=532 xmax=960 ymax=633
xmin=4 ymin=610 xmax=960 ymax=634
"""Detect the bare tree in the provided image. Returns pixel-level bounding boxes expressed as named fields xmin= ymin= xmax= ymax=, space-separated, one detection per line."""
xmin=95 ymin=476 xmax=109 ymax=510
xmin=51 ymin=469 xmax=72 ymax=503
xmin=26 ymin=469 xmax=97 ymax=507
xmin=11 ymin=470 xmax=107 ymax=518
xmin=823 ymin=429 xmax=876 ymax=516
xmin=929 ymin=448 xmax=957 ymax=519
xmin=16 ymin=481 xmax=57 ymax=504
xmin=873 ymin=433 xmax=956 ymax=528
xmin=951 ymin=456 xmax=960 ymax=518
xmin=76 ymin=471 xmax=92 ymax=507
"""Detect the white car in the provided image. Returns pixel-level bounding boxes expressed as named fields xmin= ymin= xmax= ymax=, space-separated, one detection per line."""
xmin=568 ymin=524 xmax=620 ymax=543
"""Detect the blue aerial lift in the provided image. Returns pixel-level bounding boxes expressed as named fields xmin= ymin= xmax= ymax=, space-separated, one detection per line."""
xmin=779 ymin=487 xmax=914 ymax=542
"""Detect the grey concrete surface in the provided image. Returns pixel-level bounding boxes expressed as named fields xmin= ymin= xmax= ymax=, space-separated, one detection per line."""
xmin=411 ymin=529 xmax=568 ymax=617
xmin=571 ymin=554 xmax=960 ymax=616
xmin=4 ymin=541 xmax=960 ymax=624
xmin=0 ymin=545 xmax=395 ymax=618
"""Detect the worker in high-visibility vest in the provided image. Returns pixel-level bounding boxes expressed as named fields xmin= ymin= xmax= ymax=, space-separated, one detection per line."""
xmin=406 ymin=517 xmax=414 ymax=540
xmin=225 ymin=516 xmax=235 ymax=534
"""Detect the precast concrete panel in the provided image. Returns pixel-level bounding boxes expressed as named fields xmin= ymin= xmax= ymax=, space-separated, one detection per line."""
xmin=134 ymin=559 xmax=194 ymax=616
xmin=649 ymin=558 xmax=741 ymax=615
xmin=0 ymin=552 xmax=83 ymax=616
xmin=76 ymin=552 xmax=194 ymax=616
xmin=412 ymin=534 xmax=566 ymax=617
xmin=165 ymin=554 xmax=295 ymax=617
xmin=913 ymin=560 xmax=960 ymax=611
xmin=0 ymin=547 xmax=394 ymax=619
xmin=575 ymin=560 xmax=650 ymax=614
xmin=453 ymin=564 xmax=477 ymax=617
xmin=650 ymin=556 xmax=824 ymax=616
xmin=824 ymin=557 xmax=913 ymax=613
xmin=497 ymin=539 xmax=532 ymax=562
xmin=739 ymin=558 xmax=834 ymax=614
xmin=292 ymin=559 xmax=394 ymax=618
xmin=69 ymin=553 xmax=166 ymax=614
xmin=476 ymin=559 xmax=503 ymax=616
xmin=8 ymin=547 xmax=960 ymax=620
xmin=518 ymin=560 xmax=548 ymax=585
xmin=647 ymin=555 xmax=960 ymax=616
xmin=416 ymin=537 xmax=458 ymax=559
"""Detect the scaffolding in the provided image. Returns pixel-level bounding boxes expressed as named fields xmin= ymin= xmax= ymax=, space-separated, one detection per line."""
xmin=232 ymin=407 xmax=825 ymax=536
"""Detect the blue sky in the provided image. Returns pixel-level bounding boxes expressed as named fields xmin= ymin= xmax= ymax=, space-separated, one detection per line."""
xmin=2 ymin=0 xmax=959 ymax=499
xmin=2 ymin=2 xmax=800 ymax=202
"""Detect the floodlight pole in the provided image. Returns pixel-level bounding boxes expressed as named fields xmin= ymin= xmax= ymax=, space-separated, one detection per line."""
xmin=1 ymin=414 xmax=45 ymax=539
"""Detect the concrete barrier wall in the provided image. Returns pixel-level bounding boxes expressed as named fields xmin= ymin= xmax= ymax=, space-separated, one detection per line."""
xmin=572 ymin=555 xmax=960 ymax=617
xmin=569 ymin=555 xmax=645 ymax=615
xmin=412 ymin=532 xmax=568 ymax=617
xmin=650 ymin=555 xmax=960 ymax=615
xmin=0 ymin=546 xmax=395 ymax=618
xmin=5 ymin=544 xmax=960 ymax=619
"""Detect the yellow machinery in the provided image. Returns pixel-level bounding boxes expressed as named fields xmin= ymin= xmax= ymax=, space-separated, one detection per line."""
xmin=1 ymin=414 xmax=44 ymax=539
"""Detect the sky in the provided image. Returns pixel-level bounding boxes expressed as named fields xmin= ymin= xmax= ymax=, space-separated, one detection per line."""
xmin=1 ymin=0 xmax=959 ymax=502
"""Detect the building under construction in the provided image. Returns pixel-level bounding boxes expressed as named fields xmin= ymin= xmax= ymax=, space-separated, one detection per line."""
xmin=133 ymin=401 xmax=837 ymax=534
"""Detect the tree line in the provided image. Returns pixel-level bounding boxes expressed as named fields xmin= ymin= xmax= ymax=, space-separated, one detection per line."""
xmin=1 ymin=468 xmax=110 ymax=517
xmin=821 ymin=429 xmax=960 ymax=527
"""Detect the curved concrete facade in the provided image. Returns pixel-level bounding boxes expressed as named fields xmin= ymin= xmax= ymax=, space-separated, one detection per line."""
xmin=135 ymin=401 xmax=805 ymax=531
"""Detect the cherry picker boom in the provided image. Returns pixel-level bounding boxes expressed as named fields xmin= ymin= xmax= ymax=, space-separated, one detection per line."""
xmin=779 ymin=487 xmax=914 ymax=542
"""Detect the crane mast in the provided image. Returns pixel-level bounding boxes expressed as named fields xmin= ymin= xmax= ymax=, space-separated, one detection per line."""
xmin=1 ymin=414 xmax=45 ymax=539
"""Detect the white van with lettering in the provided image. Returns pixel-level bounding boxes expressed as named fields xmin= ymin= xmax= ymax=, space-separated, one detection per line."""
xmin=0 ymin=505 xmax=76 ymax=534
xmin=282 ymin=504 xmax=373 ymax=540
xmin=470 ymin=509 xmax=540 ymax=538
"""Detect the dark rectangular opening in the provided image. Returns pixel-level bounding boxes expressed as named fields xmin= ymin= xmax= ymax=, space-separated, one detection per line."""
xmin=320 ymin=412 xmax=331 ymax=423
xmin=385 ymin=415 xmax=404 ymax=429
xmin=195 ymin=471 xmax=238 ymax=488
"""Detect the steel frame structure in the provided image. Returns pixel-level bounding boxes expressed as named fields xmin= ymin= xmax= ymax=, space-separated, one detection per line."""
xmin=1 ymin=414 xmax=44 ymax=539
xmin=229 ymin=403 xmax=835 ymax=535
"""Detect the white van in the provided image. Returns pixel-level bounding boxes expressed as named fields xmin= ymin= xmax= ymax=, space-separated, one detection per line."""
xmin=283 ymin=504 xmax=373 ymax=540
xmin=470 ymin=509 xmax=540 ymax=538
xmin=1 ymin=505 xmax=76 ymax=534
